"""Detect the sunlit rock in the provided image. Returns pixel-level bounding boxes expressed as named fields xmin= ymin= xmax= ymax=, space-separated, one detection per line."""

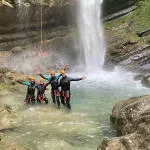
xmin=0 ymin=104 xmax=22 ymax=130
xmin=99 ymin=95 xmax=150 ymax=150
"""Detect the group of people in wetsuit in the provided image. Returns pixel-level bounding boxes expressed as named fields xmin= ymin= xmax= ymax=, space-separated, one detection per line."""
xmin=12 ymin=66 xmax=86 ymax=110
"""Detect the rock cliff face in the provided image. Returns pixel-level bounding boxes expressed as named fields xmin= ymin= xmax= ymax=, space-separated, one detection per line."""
xmin=98 ymin=95 xmax=150 ymax=150
xmin=0 ymin=0 xmax=74 ymax=34
xmin=0 ymin=0 xmax=76 ymax=51
xmin=0 ymin=1 xmax=78 ymax=71
xmin=103 ymin=0 xmax=138 ymax=17
xmin=104 ymin=42 xmax=150 ymax=72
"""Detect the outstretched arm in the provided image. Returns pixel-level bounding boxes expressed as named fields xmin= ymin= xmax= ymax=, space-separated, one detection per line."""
xmin=44 ymin=82 xmax=50 ymax=87
xmin=56 ymin=74 xmax=62 ymax=80
xmin=39 ymin=74 xmax=51 ymax=81
xmin=64 ymin=64 xmax=69 ymax=71
xmin=70 ymin=76 xmax=87 ymax=81
xmin=16 ymin=81 xmax=30 ymax=86
xmin=12 ymin=76 xmax=30 ymax=86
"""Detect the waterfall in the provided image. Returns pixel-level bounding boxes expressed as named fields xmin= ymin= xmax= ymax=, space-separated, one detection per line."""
xmin=78 ymin=0 xmax=106 ymax=72
xmin=18 ymin=0 xmax=21 ymax=6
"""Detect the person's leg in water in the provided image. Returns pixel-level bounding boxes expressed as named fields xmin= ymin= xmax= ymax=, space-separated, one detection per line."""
xmin=51 ymin=90 xmax=56 ymax=104
xmin=37 ymin=95 xmax=41 ymax=104
xmin=60 ymin=91 xmax=66 ymax=106
xmin=31 ymin=95 xmax=36 ymax=104
xmin=24 ymin=95 xmax=28 ymax=103
xmin=56 ymin=96 xmax=60 ymax=108
xmin=65 ymin=93 xmax=71 ymax=110
xmin=44 ymin=97 xmax=48 ymax=104
xmin=25 ymin=95 xmax=32 ymax=104
xmin=55 ymin=90 xmax=60 ymax=108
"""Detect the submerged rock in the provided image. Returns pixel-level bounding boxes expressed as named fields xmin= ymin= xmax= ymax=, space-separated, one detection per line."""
xmin=141 ymin=75 xmax=150 ymax=88
xmin=0 ymin=143 xmax=30 ymax=150
xmin=0 ymin=104 xmax=22 ymax=130
xmin=133 ymin=74 xmax=145 ymax=81
xmin=36 ymin=139 xmax=75 ymax=150
xmin=99 ymin=95 xmax=150 ymax=150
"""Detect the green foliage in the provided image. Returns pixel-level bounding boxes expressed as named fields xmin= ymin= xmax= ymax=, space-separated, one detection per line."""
xmin=0 ymin=84 xmax=7 ymax=91
xmin=133 ymin=0 xmax=150 ymax=30
xmin=104 ymin=0 xmax=150 ymax=46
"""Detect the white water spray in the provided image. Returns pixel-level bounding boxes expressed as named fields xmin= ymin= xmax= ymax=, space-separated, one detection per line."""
xmin=18 ymin=0 xmax=21 ymax=6
xmin=78 ymin=0 xmax=106 ymax=72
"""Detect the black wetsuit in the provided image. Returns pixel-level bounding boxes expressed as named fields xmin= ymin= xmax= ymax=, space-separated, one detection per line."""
xmin=40 ymin=74 xmax=61 ymax=107
xmin=36 ymin=82 xmax=49 ymax=104
xmin=17 ymin=81 xmax=37 ymax=104
xmin=59 ymin=76 xmax=82 ymax=109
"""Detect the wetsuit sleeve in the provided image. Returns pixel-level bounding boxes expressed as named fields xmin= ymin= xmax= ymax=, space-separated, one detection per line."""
xmin=35 ymin=82 xmax=40 ymax=86
xmin=35 ymin=84 xmax=38 ymax=88
xmin=44 ymin=82 xmax=50 ymax=87
xmin=16 ymin=81 xmax=30 ymax=86
xmin=70 ymin=78 xmax=82 ymax=81
xmin=39 ymin=74 xmax=51 ymax=81
xmin=56 ymin=74 xmax=62 ymax=80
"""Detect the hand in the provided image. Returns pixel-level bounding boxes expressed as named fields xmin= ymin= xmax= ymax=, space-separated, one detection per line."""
xmin=12 ymin=76 xmax=17 ymax=81
xmin=82 ymin=76 xmax=87 ymax=80
xmin=26 ymin=75 xmax=30 ymax=79
xmin=35 ymin=71 xmax=41 ymax=75
xmin=64 ymin=64 xmax=69 ymax=69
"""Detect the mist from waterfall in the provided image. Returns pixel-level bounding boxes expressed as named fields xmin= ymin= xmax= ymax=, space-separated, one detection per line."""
xmin=78 ymin=0 xmax=106 ymax=73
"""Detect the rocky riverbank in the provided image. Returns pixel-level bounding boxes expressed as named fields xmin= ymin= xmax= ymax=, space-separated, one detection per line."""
xmin=0 ymin=104 xmax=28 ymax=150
xmin=98 ymin=94 xmax=150 ymax=150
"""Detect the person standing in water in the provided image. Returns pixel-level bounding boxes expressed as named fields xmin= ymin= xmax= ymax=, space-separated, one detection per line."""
xmin=36 ymin=78 xmax=49 ymax=104
xmin=13 ymin=76 xmax=38 ymax=104
xmin=39 ymin=65 xmax=68 ymax=108
xmin=59 ymin=70 xmax=86 ymax=110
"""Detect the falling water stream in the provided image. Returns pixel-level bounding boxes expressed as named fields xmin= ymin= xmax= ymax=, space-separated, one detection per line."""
xmin=78 ymin=0 xmax=105 ymax=72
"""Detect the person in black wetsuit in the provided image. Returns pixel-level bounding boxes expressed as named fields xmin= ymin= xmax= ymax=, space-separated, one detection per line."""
xmin=39 ymin=70 xmax=61 ymax=108
xmin=13 ymin=76 xmax=38 ymax=104
xmin=39 ymin=65 xmax=68 ymax=108
xmin=36 ymin=78 xmax=49 ymax=104
xmin=59 ymin=70 xmax=86 ymax=110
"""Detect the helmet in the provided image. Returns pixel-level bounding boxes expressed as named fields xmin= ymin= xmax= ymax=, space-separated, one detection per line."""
xmin=30 ymin=76 xmax=35 ymax=81
xmin=40 ymin=78 xmax=44 ymax=82
xmin=50 ymin=70 xmax=55 ymax=75
xmin=60 ymin=70 xmax=65 ymax=74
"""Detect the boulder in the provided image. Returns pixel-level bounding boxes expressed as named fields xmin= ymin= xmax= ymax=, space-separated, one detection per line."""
xmin=99 ymin=95 xmax=150 ymax=150
xmin=141 ymin=75 xmax=150 ymax=88
xmin=0 ymin=104 xmax=22 ymax=130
